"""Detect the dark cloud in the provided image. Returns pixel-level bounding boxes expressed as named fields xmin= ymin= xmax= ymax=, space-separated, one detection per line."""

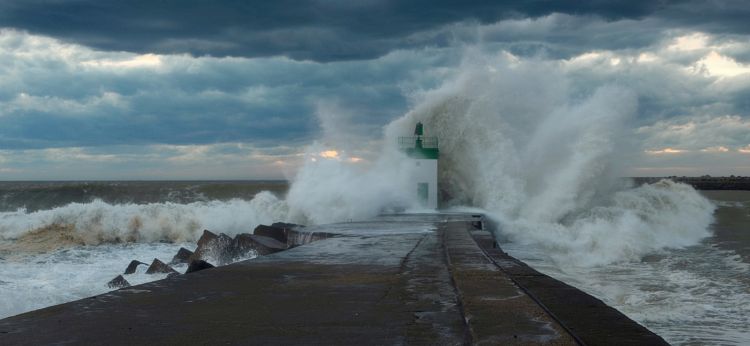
xmin=0 ymin=0 xmax=670 ymax=61
xmin=0 ymin=33 xmax=434 ymax=149
xmin=1 ymin=1 xmax=750 ymax=178
xmin=657 ymin=0 xmax=750 ymax=35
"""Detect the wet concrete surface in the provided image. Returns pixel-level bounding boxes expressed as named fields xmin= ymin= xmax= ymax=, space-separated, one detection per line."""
xmin=471 ymin=232 xmax=669 ymax=346
xmin=0 ymin=213 xmax=666 ymax=345
xmin=443 ymin=223 xmax=573 ymax=345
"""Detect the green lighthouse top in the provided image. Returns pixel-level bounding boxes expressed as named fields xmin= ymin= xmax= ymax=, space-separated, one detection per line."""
xmin=399 ymin=122 xmax=439 ymax=159
xmin=414 ymin=122 xmax=424 ymax=136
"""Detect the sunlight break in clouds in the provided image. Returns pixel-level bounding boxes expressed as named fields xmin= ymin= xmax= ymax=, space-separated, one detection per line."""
xmin=81 ymin=54 xmax=163 ymax=69
xmin=700 ymin=146 xmax=730 ymax=153
xmin=645 ymin=148 xmax=687 ymax=155
xmin=667 ymin=33 xmax=710 ymax=51
xmin=319 ymin=150 xmax=339 ymax=159
xmin=694 ymin=51 xmax=750 ymax=77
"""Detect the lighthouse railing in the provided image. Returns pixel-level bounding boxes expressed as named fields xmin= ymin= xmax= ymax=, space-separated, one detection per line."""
xmin=398 ymin=136 xmax=438 ymax=149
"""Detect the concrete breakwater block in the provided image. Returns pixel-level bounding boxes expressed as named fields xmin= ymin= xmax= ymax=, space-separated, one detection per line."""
xmin=196 ymin=229 xmax=219 ymax=248
xmin=106 ymin=222 xmax=328 ymax=288
xmin=185 ymin=259 xmax=214 ymax=274
xmin=124 ymin=260 xmax=147 ymax=274
xmin=286 ymin=229 xmax=334 ymax=247
xmin=170 ymin=247 xmax=194 ymax=265
xmin=106 ymin=275 xmax=130 ymax=289
xmin=145 ymin=258 xmax=178 ymax=275
xmin=253 ymin=224 xmax=289 ymax=243
xmin=233 ymin=234 xmax=287 ymax=256
xmin=188 ymin=229 xmax=289 ymax=265
xmin=251 ymin=223 xmax=334 ymax=248
xmin=190 ymin=230 xmax=235 ymax=265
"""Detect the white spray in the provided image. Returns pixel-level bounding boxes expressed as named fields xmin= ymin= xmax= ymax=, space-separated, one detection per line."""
xmin=383 ymin=50 xmax=715 ymax=267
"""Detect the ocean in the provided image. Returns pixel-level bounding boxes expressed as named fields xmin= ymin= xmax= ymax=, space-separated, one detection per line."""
xmin=0 ymin=180 xmax=747 ymax=344
xmin=0 ymin=181 xmax=288 ymax=319
xmin=501 ymin=189 xmax=750 ymax=345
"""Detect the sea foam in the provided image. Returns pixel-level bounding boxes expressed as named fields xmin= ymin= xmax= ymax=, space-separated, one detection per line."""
xmin=382 ymin=50 xmax=716 ymax=267
xmin=0 ymin=192 xmax=287 ymax=250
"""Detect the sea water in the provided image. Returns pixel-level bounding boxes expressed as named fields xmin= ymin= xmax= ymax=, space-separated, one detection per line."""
xmin=1 ymin=182 xmax=747 ymax=345
xmin=0 ymin=181 xmax=288 ymax=319
xmin=501 ymin=190 xmax=750 ymax=345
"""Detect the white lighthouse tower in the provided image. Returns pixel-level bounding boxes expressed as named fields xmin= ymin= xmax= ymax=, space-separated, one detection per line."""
xmin=399 ymin=122 xmax=439 ymax=209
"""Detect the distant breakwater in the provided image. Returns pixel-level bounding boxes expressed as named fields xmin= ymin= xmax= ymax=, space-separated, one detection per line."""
xmin=634 ymin=176 xmax=750 ymax=191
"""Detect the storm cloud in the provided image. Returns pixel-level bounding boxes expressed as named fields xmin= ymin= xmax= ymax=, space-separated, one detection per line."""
xmin=1 ymin=0 xmax=744 ymax=62
xmin=0 ymin=1 xmax=749 ymax=178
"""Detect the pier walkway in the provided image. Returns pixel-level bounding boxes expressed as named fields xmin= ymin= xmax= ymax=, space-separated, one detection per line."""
xmin=0 ymin=213 xmax=667 ymax=345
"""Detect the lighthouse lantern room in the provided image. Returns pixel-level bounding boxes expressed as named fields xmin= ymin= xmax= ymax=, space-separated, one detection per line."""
xmin=399 ymin=122 xmax=439 ymax=209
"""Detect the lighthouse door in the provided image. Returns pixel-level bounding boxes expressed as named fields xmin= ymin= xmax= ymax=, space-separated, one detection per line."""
xmin=417 ymin=183 xmax=428 ymax=206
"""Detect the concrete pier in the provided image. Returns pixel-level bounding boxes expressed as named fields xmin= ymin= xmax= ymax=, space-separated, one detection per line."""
xmin=0 ymin=213 xmax=667 ymax=345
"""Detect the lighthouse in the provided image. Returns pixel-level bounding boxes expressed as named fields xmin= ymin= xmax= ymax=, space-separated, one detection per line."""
xmin=399 ymin=122 xmax=439 ymax=209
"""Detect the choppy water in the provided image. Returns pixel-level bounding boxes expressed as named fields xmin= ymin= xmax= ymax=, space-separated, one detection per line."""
xmin=0 ymin=243 xmax=186 ymax=319
xmin=0 ymin=181 xmax=286 ymax=319
xmin=0 ymin=181 xmax=748 ymax=345
xmin=0 ymin=180 xmax=287 ymax=212
xmin=502 ymin=190 xmax=750 ymax=345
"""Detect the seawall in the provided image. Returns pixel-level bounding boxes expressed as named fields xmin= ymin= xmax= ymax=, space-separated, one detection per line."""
xmin=0 ymin=213 xmax=667 ymax=345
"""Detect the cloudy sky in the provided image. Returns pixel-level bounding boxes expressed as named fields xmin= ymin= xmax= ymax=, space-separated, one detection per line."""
xmin=0 ymin=0 xmax=749 ymax=179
